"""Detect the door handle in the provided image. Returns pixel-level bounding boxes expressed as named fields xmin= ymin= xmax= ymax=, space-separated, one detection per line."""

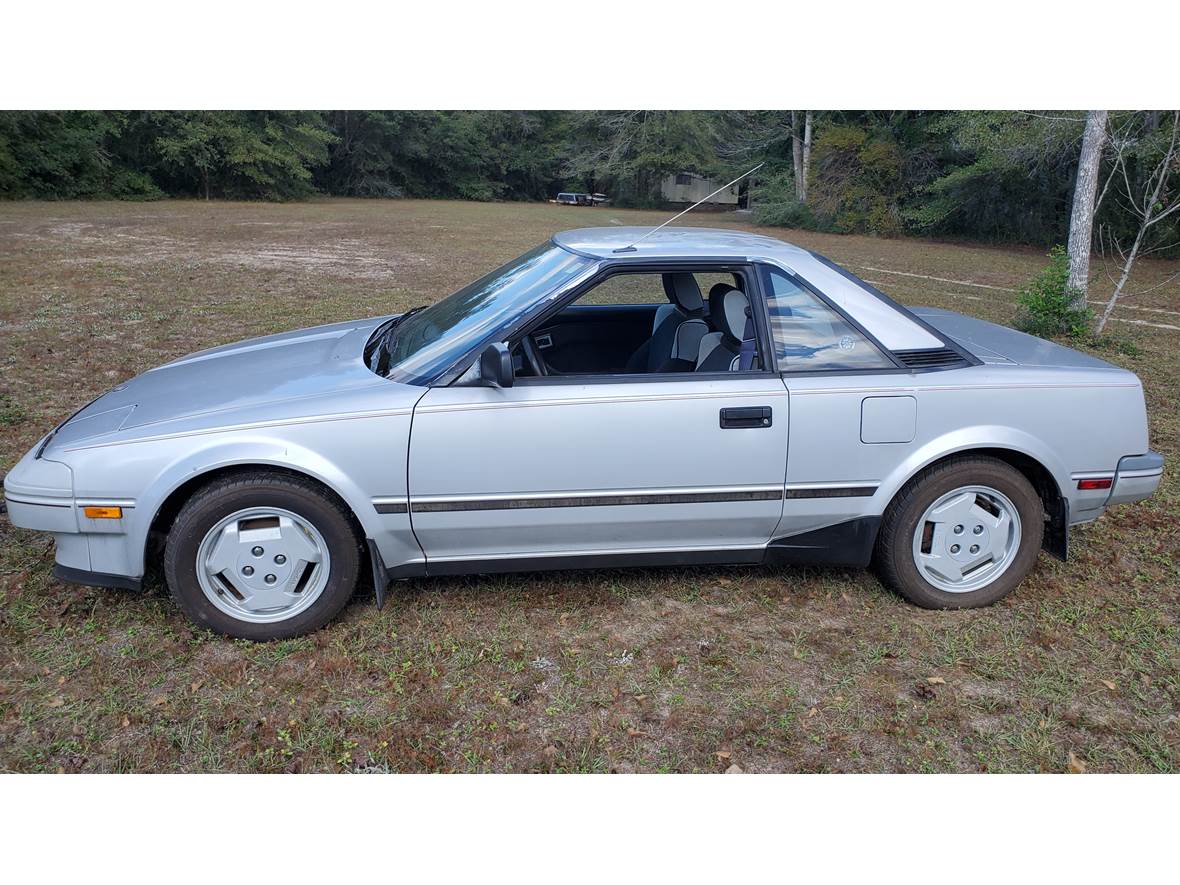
xmin=720 ymin=406 xmax=772 ymax=429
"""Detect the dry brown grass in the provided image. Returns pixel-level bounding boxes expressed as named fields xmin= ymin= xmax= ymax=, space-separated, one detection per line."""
xmin=1 ymin=198 xmax=1177 ymax=772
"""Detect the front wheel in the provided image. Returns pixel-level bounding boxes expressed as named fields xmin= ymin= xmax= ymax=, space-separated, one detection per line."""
xmin=875 ymin=456 xmax=1044 ymax=609
xmin=164 ymin=471 xmax=361 ymax=640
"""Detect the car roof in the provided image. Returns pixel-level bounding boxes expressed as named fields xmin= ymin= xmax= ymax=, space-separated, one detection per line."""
xmin=553 ymin=226 xmax=812 ymax=262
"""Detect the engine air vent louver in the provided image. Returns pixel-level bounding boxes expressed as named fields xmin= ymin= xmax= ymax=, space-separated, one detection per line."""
xmin=893 ymin=347 xmax=970 ymax=370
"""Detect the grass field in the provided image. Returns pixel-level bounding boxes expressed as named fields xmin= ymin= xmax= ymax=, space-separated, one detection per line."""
xmin=0 ymin=198 xmax=1177 ymax=773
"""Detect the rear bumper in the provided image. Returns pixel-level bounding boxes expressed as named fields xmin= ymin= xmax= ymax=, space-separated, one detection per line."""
xmin=1109 ymin=450 xmax=1164 ymax=507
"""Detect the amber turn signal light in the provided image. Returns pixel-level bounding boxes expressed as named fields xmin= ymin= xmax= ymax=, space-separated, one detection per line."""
xmin=82 ymin=505 xmax=123 ymax=519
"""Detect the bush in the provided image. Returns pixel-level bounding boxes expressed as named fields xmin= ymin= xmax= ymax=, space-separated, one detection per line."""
xmin=755 ymin=196 xmax=821 ymax=230
xmin=1014 ymin=246 xmax=1091 ymax=339
xmin=808 ymin=125 xmax=907 ymax=236
xmin=751 ymin=170 xmax=825 ymax=231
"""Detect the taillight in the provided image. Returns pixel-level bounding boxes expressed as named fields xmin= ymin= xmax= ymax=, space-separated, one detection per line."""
xmin=1077 ymin=478 xmax=1113 ymax=491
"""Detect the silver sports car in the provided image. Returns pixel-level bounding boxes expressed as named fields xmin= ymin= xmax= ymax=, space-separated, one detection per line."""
xmin=4 ymin=227 xmax=1163 ymax=639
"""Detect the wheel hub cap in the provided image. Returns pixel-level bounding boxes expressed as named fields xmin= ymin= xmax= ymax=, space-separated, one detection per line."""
xmin=911 ymin=485 xmax=1021 ymax=593
xmin=196 ymin=507 xmax=331 ymax=624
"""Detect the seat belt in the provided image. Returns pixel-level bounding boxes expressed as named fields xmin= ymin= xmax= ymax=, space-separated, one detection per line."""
xmin=738 ymin=306 xmax=758 ymax=370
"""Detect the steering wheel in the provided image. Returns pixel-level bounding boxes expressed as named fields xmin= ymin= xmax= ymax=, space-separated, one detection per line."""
xmin=520 ymin=333 xmax=549 ymax=377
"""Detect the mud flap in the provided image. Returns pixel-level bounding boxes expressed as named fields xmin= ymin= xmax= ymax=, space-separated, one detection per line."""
xmin=367 ymin=539 xmax=391 ymax=609
xmin=1043 ymin=498 xmax=1069 ymax=562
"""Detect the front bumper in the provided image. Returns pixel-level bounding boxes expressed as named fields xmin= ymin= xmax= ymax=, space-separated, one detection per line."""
xmin=52 ymin=564 xmax=143 ymax=592
xmin=3 ymin=447 xmax=76 ymax=531
xmin=4 ymin=441 xmax=141 ymax=582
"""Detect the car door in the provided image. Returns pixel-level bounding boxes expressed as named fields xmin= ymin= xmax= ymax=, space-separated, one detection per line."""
xmin=406 ymin=375 xmax=790 ymax=569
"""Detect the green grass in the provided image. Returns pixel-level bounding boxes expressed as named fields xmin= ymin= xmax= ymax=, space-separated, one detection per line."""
xmin=1 ymin=198 xmax=1177 ymax=772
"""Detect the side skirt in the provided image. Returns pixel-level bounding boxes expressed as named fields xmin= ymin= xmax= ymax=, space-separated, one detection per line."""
xmin=424 ymin=547 xmax=766 ymax=577
xmin=763 ymin=516 xmax=882 ymax=568
xmin=371 ymin=517 xmax=884 ymax=582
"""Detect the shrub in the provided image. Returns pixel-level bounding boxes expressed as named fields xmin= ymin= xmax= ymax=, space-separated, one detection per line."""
xmin=751 ymin=170 xmax=826 ymax=230
xmin=1014 ymin=246 xmax=1092 ymax=339
xmin=808 ymin=125 xmax=906 ymax=236
xmin=755 ymin=195 xmax=821 ymax=230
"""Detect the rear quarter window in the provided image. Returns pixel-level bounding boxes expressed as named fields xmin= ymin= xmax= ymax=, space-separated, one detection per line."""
xmin=763 ymin=268 xmax=895 ymax=372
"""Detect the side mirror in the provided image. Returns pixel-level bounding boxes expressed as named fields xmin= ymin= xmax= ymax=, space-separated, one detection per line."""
xmin=479 ymin=342 xmax=514 ymax=388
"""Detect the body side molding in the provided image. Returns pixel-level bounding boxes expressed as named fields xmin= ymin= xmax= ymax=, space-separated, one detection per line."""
xmin=411 ymin=487 xmax=783 ymax=513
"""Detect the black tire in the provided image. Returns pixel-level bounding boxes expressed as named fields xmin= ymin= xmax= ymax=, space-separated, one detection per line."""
xmin=163 ymin=471 xmax=361 ymax=640
xmin=874 ymin=456 xmax=1044 ymax=609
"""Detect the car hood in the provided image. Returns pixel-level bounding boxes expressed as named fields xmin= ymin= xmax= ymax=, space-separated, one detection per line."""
xmin=49 ymin=316 xmax=396 ymax=447
xmin=911 ymin=307 xmax=1120 ymax=369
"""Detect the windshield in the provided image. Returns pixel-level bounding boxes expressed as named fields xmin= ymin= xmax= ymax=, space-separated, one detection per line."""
xmin=376 ymin=243 xmax=592 ymax=385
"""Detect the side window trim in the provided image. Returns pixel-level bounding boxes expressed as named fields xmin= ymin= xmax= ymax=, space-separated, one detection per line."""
xmin=756 ymin=263 xmax=905 ymax=374
xmin=512 ymin=368 xmax=774 ymax=387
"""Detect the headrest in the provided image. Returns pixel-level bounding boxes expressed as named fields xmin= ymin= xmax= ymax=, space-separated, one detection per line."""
xmin=662 ymin=273 xmax=704 ymax=314
xmin=708 ymin=283 xmax=749 ymax=341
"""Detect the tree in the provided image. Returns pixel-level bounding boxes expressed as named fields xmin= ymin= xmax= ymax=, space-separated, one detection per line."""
xmin=1065 ymin=110 xmax=1108 ymax=305
xmin=152 ymin=112 xmax=221 ymax=200
xmin=790 ymin=111 xmax=814 ymax=202
xmin=802 ymin=111 xmax=813 ymax=201
xmin=907 ymin=111 xmax=1086 ymax=244
xmin=561 ymin=111 xmax=724 ymax=205
xmin=149 ymin=111 xmax=334 ymax=201
xmin=316 ymin=111 xmax=566 ymax=202
xmin=1095 ymin=111 xmax=1180 ymax=334
xmin=807 ymin=122 xmax=907 ymax=235
xmin=0 ymin=111 xmax=159 ymax=199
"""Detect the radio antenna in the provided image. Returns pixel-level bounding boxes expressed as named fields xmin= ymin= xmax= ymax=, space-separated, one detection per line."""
xmin=613 ymin=162 xmax=764 ymax=253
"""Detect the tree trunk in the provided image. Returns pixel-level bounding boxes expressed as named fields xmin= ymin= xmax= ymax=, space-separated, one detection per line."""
xmin=791 ymin=111 xmax=803 ymax=202
xmin=1066 ymin=110 xmax=1108 ymax=305
xmin=800 ymin=111 xmax=813 ymax=204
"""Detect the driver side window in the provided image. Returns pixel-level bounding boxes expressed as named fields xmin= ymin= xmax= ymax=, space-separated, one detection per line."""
xmin=516 ymin=268 xmax=764 ymax=379
xmin=578 ymin=274 xmax=666 ymax=305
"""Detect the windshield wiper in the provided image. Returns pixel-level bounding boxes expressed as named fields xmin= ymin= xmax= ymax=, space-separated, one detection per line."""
xmin=368 ymin=306 xmax=425 ymax=376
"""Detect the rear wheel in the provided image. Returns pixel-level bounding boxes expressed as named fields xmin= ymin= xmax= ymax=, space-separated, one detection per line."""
xmin=875 ymin=456 xmax=1044 ymax=609
xmin=164 ymin=472 xmax=361 ymax=640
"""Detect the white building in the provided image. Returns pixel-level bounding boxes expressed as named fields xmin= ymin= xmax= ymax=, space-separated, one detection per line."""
xmin=660 ymin=172 xmax=740 ymax=206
